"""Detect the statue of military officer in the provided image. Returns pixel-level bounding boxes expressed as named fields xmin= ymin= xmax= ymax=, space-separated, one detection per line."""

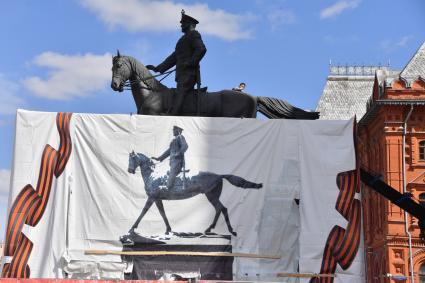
xmin=152 ymin=126 xmax=188 ymax=189
xmin=146 ymin=10 xmax=207 ymax=115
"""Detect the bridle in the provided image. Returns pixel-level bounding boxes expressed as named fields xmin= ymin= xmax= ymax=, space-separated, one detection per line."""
xmin=130 ymin=152 xmax=156 ymax=172
xmin=124 ymin=69 xmax=175 ymax=91
xmin=113 ymin=57 xmax=175 ymax=92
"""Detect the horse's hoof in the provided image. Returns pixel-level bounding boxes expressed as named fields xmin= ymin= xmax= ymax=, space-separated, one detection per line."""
xmin=231 ymin=231 xmax=237 ymax=237
xmin=120 ymin=235 xmax=135 ymax=246
xmin=165 ymin=230 xmax=174 ymax=235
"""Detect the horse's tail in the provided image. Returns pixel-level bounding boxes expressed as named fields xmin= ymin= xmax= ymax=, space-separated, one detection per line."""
xmin=221 ymin=175 xmax=262 ymax=189
xmin=257 ymin=96 xmax=319 ymax=119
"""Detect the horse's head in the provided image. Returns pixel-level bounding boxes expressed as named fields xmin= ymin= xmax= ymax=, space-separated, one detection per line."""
xmin=111 ymin=50 xmax=131 ymax=92
xmin=128 ymin=151 xmax=155 ymax=174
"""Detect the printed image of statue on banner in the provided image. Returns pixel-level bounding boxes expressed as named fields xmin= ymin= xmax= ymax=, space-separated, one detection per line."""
xmin=63 ymin=114 xmax=298 ymax=282
xmin=120 ymin=125 xmax=262 ymax=280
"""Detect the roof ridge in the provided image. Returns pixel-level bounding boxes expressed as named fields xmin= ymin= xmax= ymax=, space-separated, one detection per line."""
xmin=400 ymin=41 xmax=425 ymax=78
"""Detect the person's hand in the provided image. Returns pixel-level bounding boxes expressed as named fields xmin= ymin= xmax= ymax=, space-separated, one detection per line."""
xmin=146 ymin=65 xmax=158 ymax=72
xmin=151 ymin=157 xmax=159 ymax=161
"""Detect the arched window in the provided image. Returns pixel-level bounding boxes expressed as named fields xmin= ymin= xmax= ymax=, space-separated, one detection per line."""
xmin=419 ymin=140 xmax=425 ymax=160
xmin=420 ymin=263 xmax=425 ymax=282
xmin=420 ymin=193 xmax=425 ymax=207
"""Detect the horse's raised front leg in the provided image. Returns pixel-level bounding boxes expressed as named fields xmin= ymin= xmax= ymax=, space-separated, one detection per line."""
xmin=129 ymin=197 xmax=154 ymax=233
xmin=155 ymin=200 xmax=172 ymax=234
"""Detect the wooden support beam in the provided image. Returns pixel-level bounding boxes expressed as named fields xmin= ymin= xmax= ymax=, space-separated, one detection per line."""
xmin=85 ymin=250 xmax=280 ymax=259
xmin=277 ymin=272 xmax=336 ymax=278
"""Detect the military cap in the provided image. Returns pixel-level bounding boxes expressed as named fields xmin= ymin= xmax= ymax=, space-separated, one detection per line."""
xmin=180 ymin=9 xmax=199 ymax=25
xmin=173 ymin=125 xmax=183 ymax=132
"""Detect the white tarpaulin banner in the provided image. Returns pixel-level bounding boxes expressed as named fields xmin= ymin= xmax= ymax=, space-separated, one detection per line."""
xmin=2 ymin=110 xmax=364 ymax=282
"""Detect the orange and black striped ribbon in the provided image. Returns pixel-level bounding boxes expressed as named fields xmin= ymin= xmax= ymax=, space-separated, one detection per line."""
xmin=311 ymin=119 xmax=361 ymax=283
xmin=310 ymin=171 xmax=361 ymax=283
xmin=2 ymin=112 xmax=72 ymax=278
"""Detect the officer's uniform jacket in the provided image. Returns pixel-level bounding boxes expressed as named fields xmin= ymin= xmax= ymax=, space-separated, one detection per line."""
xmin=156 ymin=30 xmax=207 ymax=83
xmin=157 ymin=134 xmax=188 ymax=165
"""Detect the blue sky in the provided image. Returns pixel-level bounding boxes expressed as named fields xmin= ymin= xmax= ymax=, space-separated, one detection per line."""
xmin=0 ymin=0 xmax=424 ymax=242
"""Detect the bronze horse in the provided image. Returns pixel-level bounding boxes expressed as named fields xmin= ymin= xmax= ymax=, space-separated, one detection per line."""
xmin=111 ymin=51 xmax=319 ymax=119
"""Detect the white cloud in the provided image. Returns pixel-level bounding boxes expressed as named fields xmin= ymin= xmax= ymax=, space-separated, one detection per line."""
xmin=80 ymin=0 xmax=253 ymax=41
xmin=0 ymin=169 xmax=11 ymax=205
xmin=396 ymin=36 xmax=412 ymax=47
xmin=379 ymin=36 xmax=412 ymax=53
xmin=267 ymin=9 xmax=295 ymax=30
xmin=23 ymin=52 xmax=112 ymax=100
xmin=128 ymin=40 xmax=153 ymax=62
xmin=323 ymin=34 xmax=359 ymax=44
xmin=0 ymin=75 xmax=25 ymax=115
xmin=320 ymin=0 xmax=361 ymax=19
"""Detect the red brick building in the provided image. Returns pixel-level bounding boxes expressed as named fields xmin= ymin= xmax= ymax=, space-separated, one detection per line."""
xmin=359 ymin=42 xmax=425 ymax=282
xmin=318 ymin=42 xmax=425 ymax=282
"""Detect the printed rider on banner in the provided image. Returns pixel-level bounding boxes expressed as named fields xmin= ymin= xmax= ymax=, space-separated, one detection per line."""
xmin=152 ymin=126 xmax=189 ymax=190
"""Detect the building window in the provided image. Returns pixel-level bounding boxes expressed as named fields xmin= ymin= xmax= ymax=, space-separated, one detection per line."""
xmin=420 ymin=263 xmax=425 ymax=283
xmin=420 ymin=193 xmax=425 ymax=207
xmin=420 ymin=140 xmax=425 ymax=160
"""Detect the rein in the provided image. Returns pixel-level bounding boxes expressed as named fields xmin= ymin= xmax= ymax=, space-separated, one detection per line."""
xmin=124 ymin=69 xmax=175 ymax=91
xmin=134 ymin=154 xmax=156 ymax=172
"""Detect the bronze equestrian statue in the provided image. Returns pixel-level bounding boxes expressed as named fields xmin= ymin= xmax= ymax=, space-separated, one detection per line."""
xmin=146 ymin=10 xmax=206 ymax=115
xmin=110 ymin=11 xmax=319 ymax=119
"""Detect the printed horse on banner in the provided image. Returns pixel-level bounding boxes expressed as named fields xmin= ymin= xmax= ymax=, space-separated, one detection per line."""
xmin=127 ymin=151 xmax=262 ymax=237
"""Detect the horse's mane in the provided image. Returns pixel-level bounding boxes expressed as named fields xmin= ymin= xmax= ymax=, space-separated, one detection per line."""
xmin=125 ymin=56 xmax=168 ymax=91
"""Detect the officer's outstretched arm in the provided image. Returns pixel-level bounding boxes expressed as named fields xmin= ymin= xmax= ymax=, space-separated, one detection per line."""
xmin=156 ymin=52 xmax=177 ymax=74
xmin=156 ymin=148 xmax=171 ymax=162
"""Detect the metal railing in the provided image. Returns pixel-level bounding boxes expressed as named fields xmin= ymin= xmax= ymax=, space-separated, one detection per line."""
xmin=329 ymin=64 xmax=391 ymax=76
